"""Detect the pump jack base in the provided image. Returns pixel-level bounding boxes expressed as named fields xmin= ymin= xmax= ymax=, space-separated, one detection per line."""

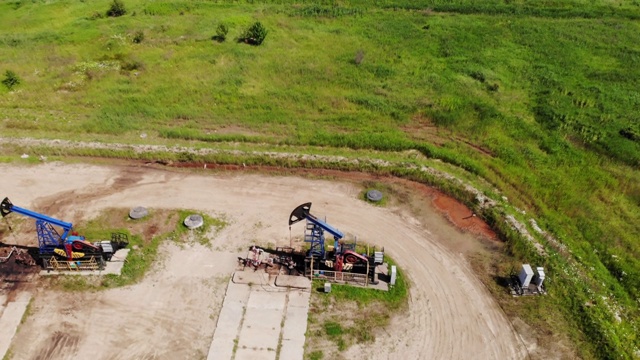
xmin=39 ymin=249 xmax=130 ymax=276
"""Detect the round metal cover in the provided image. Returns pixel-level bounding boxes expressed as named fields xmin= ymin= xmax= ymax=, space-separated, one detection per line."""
xmin=184 ymin=214 xmax=204 ymax=229
xmin=366 ymin=190 xmax=383 ymax=202
xmin=129 ymin=206 xmax=149 ymax=219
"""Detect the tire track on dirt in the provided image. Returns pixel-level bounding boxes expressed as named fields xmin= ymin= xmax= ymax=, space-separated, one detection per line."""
xmin=33 ymin=329 xmax=81 ymax=360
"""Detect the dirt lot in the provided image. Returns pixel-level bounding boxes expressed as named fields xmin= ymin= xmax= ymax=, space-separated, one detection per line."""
xmin=0 ymin=162 xmax=527 ymax=360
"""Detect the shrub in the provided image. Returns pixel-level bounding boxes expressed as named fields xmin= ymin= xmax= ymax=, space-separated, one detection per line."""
xmin=213 ymin=24 xmax=228 ymax=42
xmin=620 ymin=126 xmax=639 ymax=142
xmin=2 ymin=70 xmax=20 ymax=90
xmin=470 ymin=71 xmax=486 ymax=83
xmin=107 ymin=0 xmax=127 ymax=17
xmin=132 ymin=30 xmax=144 ymax=44
xmin=240 ymin=22 xmax=267 ymax=46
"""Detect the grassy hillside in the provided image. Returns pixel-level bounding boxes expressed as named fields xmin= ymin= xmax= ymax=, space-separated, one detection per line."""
xmin=1 ymin=0 xmax=639 ymax=359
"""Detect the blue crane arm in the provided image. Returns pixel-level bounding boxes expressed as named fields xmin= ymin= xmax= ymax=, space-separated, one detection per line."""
xmin=1 ymin=197 xmax=73 ymax=240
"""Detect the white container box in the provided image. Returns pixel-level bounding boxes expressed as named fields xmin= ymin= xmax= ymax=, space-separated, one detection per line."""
xmin=324 ymin=282 xmax=331 ymax=293
xmin=390 ymin=265 xmax=397 ymax=286
xmin=535 ymin=267 xmax=545 ymax=287
xmin=518 ymin=264 xmax=534 ymax=287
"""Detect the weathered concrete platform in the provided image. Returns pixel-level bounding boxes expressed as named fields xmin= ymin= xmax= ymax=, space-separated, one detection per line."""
xmin=279 ymin=290 xmax=311 ymax=360
xmin=275 ymin=275 xmax=311 ymax=289
xmin=208 ymin=272 xmax=311 ymax=360
xmin=0 ymin=292 xmax=32 ymax=359
xmin=232 ymin=271 xmax=270 ymax=285
xmin=207 ymin=281 xmax=251 ymax=360
xmin=39 ymin=249 xmax=130 ymax=276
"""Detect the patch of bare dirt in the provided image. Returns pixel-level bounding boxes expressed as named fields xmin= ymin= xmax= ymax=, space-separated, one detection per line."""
xmin=430 ymin=189 xmax=498 ymax=241
xmin=402 ymin=113 xmax=450 ymax=146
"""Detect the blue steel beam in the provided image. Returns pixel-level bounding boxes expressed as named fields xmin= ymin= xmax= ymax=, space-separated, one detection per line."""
xmin=305 ymin=213 xmax=344 ymax=240
xmin=3 ymin=201 xmax=73 ymax=241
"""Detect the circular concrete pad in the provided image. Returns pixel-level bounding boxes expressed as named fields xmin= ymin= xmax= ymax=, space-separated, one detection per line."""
xmin=366 ymin=189 xmax=383 ymax=202
xmin=184 ymin=214 xmax=204 ymax=229
xmin=129 ymin=206 xmax=149 ymax=219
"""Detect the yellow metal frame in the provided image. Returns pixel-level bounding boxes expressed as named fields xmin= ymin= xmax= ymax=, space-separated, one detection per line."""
xmin=47 ymin=256 xmax=101 ymax=271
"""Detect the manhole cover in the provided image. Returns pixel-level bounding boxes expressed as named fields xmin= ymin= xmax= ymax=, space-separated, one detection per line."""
xmin=184 ymin=214 xmax=204 ymax=229
xmin=129 ymin=206 xmax=149 ymax=219
xmin=366 ymin=190 xmax=383 ymax=202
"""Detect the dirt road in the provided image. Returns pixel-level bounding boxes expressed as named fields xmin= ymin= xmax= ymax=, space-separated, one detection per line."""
xmin=0 ymin=162 xmax=527 ymax=359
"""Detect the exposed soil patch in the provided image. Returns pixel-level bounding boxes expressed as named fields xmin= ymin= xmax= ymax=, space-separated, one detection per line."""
xmin=402 ymin=114 xmax=449 ymax=146
xmin=454 ymin=137 xmax=495 ymax=157
xmin=430 ymin=190 xmax=498 ymax=241
xmin=144 ymin=224 xmax=159 ymax=239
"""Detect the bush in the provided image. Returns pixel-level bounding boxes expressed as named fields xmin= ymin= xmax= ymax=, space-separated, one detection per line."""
xmin=469 ymin=71 xmax=486 ymax=83
xmin=212 ymin=24 xmax=228 ymax=42
xmin=132 ymin=30 xmax=144 ymax=44
xmin=107 ymin=0 xmax=127 ymax=17
xmin=620 ymin=126 xmax=639 ymax=142
xmin=2 ymin=70 xmax=20 ymax=90
xmin=240 ymin=22 xmax=267 ymax=46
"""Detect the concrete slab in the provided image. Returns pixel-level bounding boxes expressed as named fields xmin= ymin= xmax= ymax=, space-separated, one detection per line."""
xmin=238 ymin=308 xmax=283 ymax=350
xmin=279 ymin=290 xmax=310 ymax=359
xmin=275 ymin=275 xmax=311 ymax=289
xmin=279 ymin=340 xmax=305 ymax=360
xmin=207 ymin=282 xmax=251 ymax=360
xmin=239 ymin=290 xmax=286 ymax=350
xmin=225 ymin=280 xmax=252 ymax=302
xmin=233 ymin=271 xmax=269 ymax=286
xmin=246 ymin=289 xmax=287 ymax=311
xmin=0 ymin=292 xmax=32 ymax=360
xmin=287 ymin=290 xmax=311 ymax=309
xmin=208 ymin=273 xmax=311 ymax=360
xmin=235 ymin=347 xmax=276 ymax=360
xmin=282 ymin=306 xmax=309 ymax=342
xmin=39 ymin=249 xmax=130 ymax=276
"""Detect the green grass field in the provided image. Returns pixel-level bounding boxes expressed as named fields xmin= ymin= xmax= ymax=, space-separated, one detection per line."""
xmin=1 ymin=1 xmax=639 ymax=359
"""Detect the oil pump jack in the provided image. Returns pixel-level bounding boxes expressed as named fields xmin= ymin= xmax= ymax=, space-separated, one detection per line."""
xmin=1 ymin=197 xmax=128 ymax=270
xmin=288 ymin=202 xmax=384 ymax=281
